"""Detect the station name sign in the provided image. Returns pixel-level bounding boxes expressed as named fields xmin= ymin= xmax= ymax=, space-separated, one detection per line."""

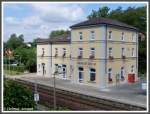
xmin=77 ymin=61 xmax=96 ymax=66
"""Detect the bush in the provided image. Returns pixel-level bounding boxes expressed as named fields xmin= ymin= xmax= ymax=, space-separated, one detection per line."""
xmin=4 ymin=80 xmax=35 ymax=110
xmin=4 ymin=65 xmax=25 ymax=72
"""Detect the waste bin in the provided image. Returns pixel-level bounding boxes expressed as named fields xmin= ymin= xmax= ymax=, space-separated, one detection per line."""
xmin=128 ymin=73 xmax=135 ymax=83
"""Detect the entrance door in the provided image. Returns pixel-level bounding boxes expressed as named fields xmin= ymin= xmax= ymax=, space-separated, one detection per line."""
xmin=62 ymin=65 xmax=66 ymax=79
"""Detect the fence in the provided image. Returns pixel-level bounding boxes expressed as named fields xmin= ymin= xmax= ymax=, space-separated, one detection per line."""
xmin=4 ymin=65 xmax=25 ymax=72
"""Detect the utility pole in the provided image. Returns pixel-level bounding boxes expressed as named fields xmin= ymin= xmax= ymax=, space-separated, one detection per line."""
xmin=53 ymin=72 xmax=56 ymax=110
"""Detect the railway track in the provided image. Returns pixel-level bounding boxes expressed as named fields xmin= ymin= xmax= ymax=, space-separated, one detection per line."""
xmin=6 ymin=78 xmax=146 ymax=111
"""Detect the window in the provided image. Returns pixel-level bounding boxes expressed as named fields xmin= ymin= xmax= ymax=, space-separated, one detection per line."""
xmin=121 ymin=48 xmax=125 ymax=56
xmin=108 ymin=68 xmax=112 ymax=82
xmin=109 ymin=31 xmax=112 ymax=40
xmin=121 ymin=67 xmax=125 ymax=81
xmin=42 ymin=48 xmax=45 ymax=56
xmin=90 ymin=31 xmax=95 ymax=40
xmin=63 ymin=48 xmax=66 ymax=57
xmin=55 ymin=48 xmax=58 ymax=56
xmin=78 ymin=67 xmax=84 ymax=82
xmin=90 ymin=48 xmax=95 ymax=59
xmin=90 ymin=68 xmax=96 ymax=82
xmin=62 ymin=64 xmax=66 ymax=79
xmin=79 ymin=32 xmax=83 ymax=40
xmin=78 ymin=48 xmax=83 ymax=58
xmin=132 ymin=48 xmax=135 ymax=57
xmin=108 ymin=47 xmax=112 ymax=57
xmin=121 ymin=32 xmax=124 ymax=41
xmin=131 ymin=65 xmax=134 ymax=73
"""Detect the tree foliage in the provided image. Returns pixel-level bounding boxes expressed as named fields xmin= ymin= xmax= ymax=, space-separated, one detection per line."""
xmin=49 ymin=30 xmax=70 ymax=38
xmin=4 ymin=80 xmax=35 ymax=110
xmin=4 ymin=34 xmax=37 ymax=72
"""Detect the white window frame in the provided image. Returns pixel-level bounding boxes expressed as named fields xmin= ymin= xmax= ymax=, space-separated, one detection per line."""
xmin=90 ymin=31 xmax=95 ymax=40
xmin=63 ymin=48 xmax=66 ymax=56
xmin=90 ymin=48 xmax=95 ymax=56
xmin=90 ymin=68 xmax=96 ymax=82
xmin=109 ymin=31 xmax=112 ymax=40
xmin=108 ymin=47 xmax=112 ymax=57
xmin=132 ymin=48 xmax=135 ymax=57
xmin=131 ymin=65 xmax=134 ymax=73
xmin=78 ymin=48 xmax=83 ymax=57
xmin=121 ymin=48 xmax=125 ymax=56
xmin=79 ymin=32 xmax=83 ymax=40
xmin=121 ymin=67 xmax=125 ymax=81
xmin=121 ymin=32 xmax=124 ymax=41
xmin=78 ymin=67 xmax=84 ymax=82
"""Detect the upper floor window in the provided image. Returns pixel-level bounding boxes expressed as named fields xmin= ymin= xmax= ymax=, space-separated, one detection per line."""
xmin=79 ymin=67 xmax=84 ymax=83
xmin=78 ymin=48 xmax=83 ymax=58
xmin=63 ymin=48 xmax=66 ymax=57
xmin=121 ymin=48 xmax=125 ymax=57
xmin=90 ymin=31 xmax=95 ymax=40
xmin=55 ymin=48 xmax=58 ymax=56
xmin=90 ymin=68 xmax=96 ymax=82
xmin=108 ymin=68 xmax=112 ymax=82
xmin=132 ymin=48 xmax=135 ymax=57
xmin=90 ymin=48 xmax=95 ymax=59
xmin=132 ymin=33 xmax=136 ymax=42
xmin=109 ymin=31 xmax=112 ymax=40
xmin=131 ymin=65 xmax=134 ymax=73
xmin=42 ymin=48 xmax=45 ymax=56
xmin=79 ymin=32 xmax=83 ymax=40
xmin=108 ymin=47 xmax=112 ymax=57
xmin=121 ymin=32 xmax=124 ymax=41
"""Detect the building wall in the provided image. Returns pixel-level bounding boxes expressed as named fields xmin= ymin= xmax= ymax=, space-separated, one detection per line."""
xmin=36 ymin=25 xmax=138 ymax=89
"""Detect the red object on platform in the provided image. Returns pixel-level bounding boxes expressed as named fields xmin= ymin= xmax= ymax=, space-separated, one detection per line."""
xmin=128 ymin=74 xmax=135 ymax=83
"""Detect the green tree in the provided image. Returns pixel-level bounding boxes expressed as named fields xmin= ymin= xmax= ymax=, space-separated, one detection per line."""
xmin=4 ymin=80 xmax=35 ymax=110
xmin=49 ymin=30 xmax=70 ymax=38
xmin=6 ymin=34 xmax=25 ymax=50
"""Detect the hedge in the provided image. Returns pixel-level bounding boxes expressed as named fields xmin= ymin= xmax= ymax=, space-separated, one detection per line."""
xmin=4 ymin=65 xmax=25 ymax=72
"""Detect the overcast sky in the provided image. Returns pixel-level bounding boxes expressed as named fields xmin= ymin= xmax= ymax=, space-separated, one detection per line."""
xmin=3 ymin=2 xmax=146 ymax=42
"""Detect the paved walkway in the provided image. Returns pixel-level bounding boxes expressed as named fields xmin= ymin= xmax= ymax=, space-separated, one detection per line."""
xmin=5 ymin=73 xmax=147 ymax=108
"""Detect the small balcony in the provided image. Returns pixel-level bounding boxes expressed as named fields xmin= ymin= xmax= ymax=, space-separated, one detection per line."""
xmin=109 ymin=56 xmax=114 ymax=60
xmin=78 ymin=55 xmax=82 ymax=59
xmin=89 ymin=55 xmax=95 ymax=59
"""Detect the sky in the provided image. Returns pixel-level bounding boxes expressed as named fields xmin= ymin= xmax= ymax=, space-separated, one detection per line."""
xmin=3 ymin=2 xmax=147 ymax=42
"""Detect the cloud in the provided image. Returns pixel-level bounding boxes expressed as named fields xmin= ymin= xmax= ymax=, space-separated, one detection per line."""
xmin=3 ymin=3 xmax=86 ymax=42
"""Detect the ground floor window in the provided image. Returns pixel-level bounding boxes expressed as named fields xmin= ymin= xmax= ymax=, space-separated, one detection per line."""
xmin=62 ymin=64 xmax=66 ymax=79
xmin=108 ymin=68 xmax=112 ymax=82
xmin=78 ymin=67 xmax=84 ymax=83
xmin=90 ymin=68 xmax=96 ymax=82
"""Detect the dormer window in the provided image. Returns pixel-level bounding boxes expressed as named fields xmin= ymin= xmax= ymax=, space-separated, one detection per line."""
xmin=109 ymin=31 xmax=112 ymax=40
xmin=79 ymin=32 xmax=83 ymax=40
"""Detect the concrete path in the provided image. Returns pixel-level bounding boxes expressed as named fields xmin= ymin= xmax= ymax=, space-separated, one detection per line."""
xmin=5 ymin=73 xmax=147 ymax=108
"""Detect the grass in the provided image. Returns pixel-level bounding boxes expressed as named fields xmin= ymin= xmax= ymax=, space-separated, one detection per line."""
xmin=4 ymin=70 xmax=24 ymax=75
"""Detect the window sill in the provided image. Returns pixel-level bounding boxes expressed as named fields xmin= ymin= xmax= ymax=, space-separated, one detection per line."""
xmin=88 ymin=81 xmax=96 ymax=83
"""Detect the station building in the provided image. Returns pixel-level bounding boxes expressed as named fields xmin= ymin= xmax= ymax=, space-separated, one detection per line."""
xmin=36 ymin=18 xmax=138 ymax=89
